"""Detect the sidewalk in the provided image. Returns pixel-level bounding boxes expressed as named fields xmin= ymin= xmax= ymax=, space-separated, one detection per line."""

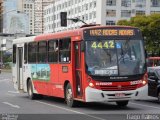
xmin=1 ymin=69 xmax=12 ymax=73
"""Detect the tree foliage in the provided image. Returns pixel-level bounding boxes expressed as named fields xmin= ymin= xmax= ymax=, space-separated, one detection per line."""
xmin=117 ymin=14 xmax=160 ymax=56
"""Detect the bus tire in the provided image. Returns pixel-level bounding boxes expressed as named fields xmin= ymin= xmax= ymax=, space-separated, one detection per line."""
xmin=116 ymin=101 xmax=128 ymax=107
xmin=27 ymin=80 xmax=37 ymax=100
xmin=158 ymin=91 xmax=160 ymax=103
xmin=65 ymin=83 xmax=77 ymax=107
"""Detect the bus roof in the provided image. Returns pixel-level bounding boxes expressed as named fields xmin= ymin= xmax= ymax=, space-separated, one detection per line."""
xmin=35 ymin=25 xmax=139 ymax=41
xmin=147 ymin=57 xmax=160 ymax=60
xmin=12 ymin=25 xmax=140 ymax=43
xmin=12 ymin=36 xmax=35 ymax=44
xmin=35 ymin=28 xmax=83 ymax=41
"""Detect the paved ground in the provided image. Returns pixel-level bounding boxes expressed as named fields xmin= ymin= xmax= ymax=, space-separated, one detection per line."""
xmin=0 ymin=72 xmax=160 ymax=120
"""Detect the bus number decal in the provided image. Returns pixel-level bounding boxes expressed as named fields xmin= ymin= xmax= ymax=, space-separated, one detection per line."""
xmin=109 ymin=41 xmax=114 ymax=48
xmin=91 ymin=41 xmax=114 ymax=49
xmin=130 ymin=80 xmax=142 ymax=85
xmin=97 ymin=42 xmax=103 ymax=48
xmin=104 ymin=42 xmax=109 ymax=48
xmin=91 ymin=42 xmax=97 ymax=48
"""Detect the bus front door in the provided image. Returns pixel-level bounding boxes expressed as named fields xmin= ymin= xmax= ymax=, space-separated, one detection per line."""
xmin=17 ymin=47 xmax=23 ymax=90
xmin=74 ymin=42 xmax=83 ymax=98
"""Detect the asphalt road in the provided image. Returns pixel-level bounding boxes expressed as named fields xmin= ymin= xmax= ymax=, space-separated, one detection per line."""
xmin=0 ymin=72 xmax=160 ymax=120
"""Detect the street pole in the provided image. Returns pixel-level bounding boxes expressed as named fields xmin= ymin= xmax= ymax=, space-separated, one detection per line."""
xmin=0 ymin=44 xmax=2 ymax=70
xmin=1 ymin=50 xmax=2 ymax=66
xmin=0 ymin=50 xmax=1 ymax=73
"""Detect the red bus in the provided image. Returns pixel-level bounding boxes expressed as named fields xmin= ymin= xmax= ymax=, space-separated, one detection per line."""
xmin=12 ymin=25 xmax=148 ymax=107
xmin=147 ymin=57 xmax=160 ymax=67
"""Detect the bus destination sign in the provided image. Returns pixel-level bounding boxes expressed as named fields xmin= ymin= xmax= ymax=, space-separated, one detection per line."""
xmin=89 ymin=29 xmax=135 ymax=36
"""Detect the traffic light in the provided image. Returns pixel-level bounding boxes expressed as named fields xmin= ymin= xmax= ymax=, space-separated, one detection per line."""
xmin=60 ymin=12 xmax=67 ymax=27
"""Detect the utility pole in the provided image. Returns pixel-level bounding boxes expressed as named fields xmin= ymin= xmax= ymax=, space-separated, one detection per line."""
xmin=42 ymin=0 xmax=44 ymax=33
xmin=0 ymin=36 xmax=2 ymax=65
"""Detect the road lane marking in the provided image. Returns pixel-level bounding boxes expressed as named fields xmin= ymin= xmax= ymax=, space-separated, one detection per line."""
xmin=35 ymin=101 xmax=106 ymax=120
xmin=6 ymin=93 xmax=16 ymax=96
xmin=8 ymin=91 xmax=19 ymax=94
xmin=130 ymin=102 xmax=160 ymax=110
xmin=2 ymin=102 xmax=20 ymax=109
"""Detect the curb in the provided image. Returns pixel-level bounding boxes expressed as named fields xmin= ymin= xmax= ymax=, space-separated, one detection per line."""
xmin=1 ymin=69 xmax=12 ymax=73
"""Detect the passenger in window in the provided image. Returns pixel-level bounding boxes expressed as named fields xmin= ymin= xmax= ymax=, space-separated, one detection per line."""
xmin=60 ymin=52 xmax=66 ymax=62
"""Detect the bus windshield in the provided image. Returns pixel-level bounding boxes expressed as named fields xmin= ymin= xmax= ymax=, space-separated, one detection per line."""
xmin=85 ymin=39 xmax=146 ymax=76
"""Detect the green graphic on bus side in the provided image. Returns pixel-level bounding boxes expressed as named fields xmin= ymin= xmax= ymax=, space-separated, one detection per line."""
xmin=31 ymin=64 xmax=50 ymax=81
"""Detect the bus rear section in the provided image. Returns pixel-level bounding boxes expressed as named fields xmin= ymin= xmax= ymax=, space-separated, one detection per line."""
xmin=81 ymin=27 xmax=148 ymax=106
xmin=12 ymin=37 xmax=35 ymax=93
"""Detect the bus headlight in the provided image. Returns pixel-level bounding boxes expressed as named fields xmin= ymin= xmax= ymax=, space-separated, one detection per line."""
xmin=142 ymin=80 xmax=147 ymax=85
xmin=89 ymin=82 xmax=94 ymax=88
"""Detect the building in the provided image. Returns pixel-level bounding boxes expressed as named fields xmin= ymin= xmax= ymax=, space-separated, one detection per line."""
xmin=44 ymin=3 xmax=54 ymax=33
xmin=0 ymin=0 xmax=3 ymax=33
xmin=3 ymin=0 xmax=29 ymax=34
xmin=44 ymin=0 xmax=160 ymax=33
xmin=34 ymin=0 xmax=54 ymax=35
xmin=17 ymin=0 xmax=35 ymax=35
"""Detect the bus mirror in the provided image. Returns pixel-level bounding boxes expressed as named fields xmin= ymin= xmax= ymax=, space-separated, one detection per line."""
xmin=149 ymin=75 xmax=158 ymax=80
xmin=81 ymin=41 xmax=85 ymax=52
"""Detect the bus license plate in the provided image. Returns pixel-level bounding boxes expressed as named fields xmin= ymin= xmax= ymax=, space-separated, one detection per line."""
xmin=115 ymin=93 xmax=125 ymax=97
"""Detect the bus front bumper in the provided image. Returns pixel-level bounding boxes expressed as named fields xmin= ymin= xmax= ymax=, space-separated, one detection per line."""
xmin=85 ymin=85 xmax=148 ymax=102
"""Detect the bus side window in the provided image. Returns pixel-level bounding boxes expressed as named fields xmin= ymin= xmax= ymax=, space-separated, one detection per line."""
xmin=38 ymin=41 xmax=47 ymax=63
xmin=48 ymin=40 xmax=58 ymax=63
xmin=28 ymin=42 xmax=37 ymax=63
xmin=13 ymin=44 xmax=17 ymax=64
xmin=24 ymin=43 xmax=28 ymax=64
xmin=59 ymin=38 xmax=71 ymax=63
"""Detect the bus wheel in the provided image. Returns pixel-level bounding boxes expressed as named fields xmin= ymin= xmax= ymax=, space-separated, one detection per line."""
xmin=158 ymin=92 xmax=160 ymax=103
xmin=116 ymin=101 xmax=128 ymax=107
xmin=27 ymin=80 xmax=36 ymax=100
xmin=65 ymin=83 xmax=77 ymax=107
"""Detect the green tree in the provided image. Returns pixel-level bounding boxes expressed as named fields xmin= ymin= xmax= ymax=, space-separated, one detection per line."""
xmin=117 ymin=14 xmax=160 ymax=56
